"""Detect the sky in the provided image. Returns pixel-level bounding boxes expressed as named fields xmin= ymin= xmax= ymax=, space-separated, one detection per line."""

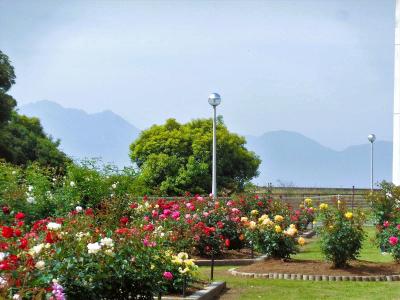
xmin=0 ymin=0 xmax=396 ymax=150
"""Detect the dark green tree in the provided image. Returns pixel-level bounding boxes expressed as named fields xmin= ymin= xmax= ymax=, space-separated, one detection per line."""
xmin=0 ymin=50 xmax=69 ymax=169
xmin=0 ymin=51 xmax=17 ymax=124
xmin=130 ymin=118 xmax=261 ymax=195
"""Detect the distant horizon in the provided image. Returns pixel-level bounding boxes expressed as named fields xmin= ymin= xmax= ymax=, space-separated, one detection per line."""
xmin=19 ymin=99 xmax=393 ymax=151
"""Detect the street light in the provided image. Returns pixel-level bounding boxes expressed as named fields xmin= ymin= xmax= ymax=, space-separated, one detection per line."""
xmin=208 ymin=93 xmax=221 ymax=198
xmin=208 ymin=92 xmax=221 ymax=282
xmin=368 ymin=134 xmax=376 ymax=190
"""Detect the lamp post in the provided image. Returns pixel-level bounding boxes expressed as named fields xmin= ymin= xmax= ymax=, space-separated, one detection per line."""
xmin=208 ymin=93 xmax=221 ymax=282
xmin=208 ymin=93 xmax=221 ymax=198
xmin=368 ymin=134 xmax=376 ymax=190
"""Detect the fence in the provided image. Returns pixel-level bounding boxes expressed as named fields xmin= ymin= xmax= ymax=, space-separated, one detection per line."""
xmin=130 ymin=193 xmax=371 ymax=210
xmin=274 ymin=194 xmax=370 ymax=210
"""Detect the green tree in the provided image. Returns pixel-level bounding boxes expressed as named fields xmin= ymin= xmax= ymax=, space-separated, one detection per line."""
xmin=0 ymin=51 xmax=17 ymax=124
xmin=0 ymin=50 xmax=69 ymax=169
xmin=130 ymin=118 xmax=261 ymax=195
xmin=0 ymin=50 xmax=16 ymax=93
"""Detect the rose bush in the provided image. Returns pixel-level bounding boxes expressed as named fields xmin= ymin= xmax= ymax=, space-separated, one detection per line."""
xmin=242 ymin=213 xmax=302 ymax=259
xmin=0 ymin=206 xmax=198 ymax=299
xmin=317 ymin=201 xmax=365 ymax=267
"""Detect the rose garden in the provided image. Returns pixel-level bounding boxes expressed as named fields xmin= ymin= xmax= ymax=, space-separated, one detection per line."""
xmin=0 ymin=161 xmax=400 ymax=299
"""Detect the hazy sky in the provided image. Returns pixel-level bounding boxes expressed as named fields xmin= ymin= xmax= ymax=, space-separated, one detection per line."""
xmin=0 ymin=0 xmax=395 ymax=150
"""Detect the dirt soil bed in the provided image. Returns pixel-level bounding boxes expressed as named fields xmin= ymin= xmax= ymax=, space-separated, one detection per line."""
xmin=193 ymin=248 xmax=260 ymax=260
xmin=237 ymin=259 xmax=400 ymax=276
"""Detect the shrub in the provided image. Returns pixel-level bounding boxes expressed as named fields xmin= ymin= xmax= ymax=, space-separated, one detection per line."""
xmin=243 ymin=213 xmax=301 ymax=259
xmin=376 ymin=222 xmax=400 ymax=262
xmin=0 ymin=207 xmax=198 ymax=299
xmin=367 ymin=182 xmax=400 ymax=252
xmin=368 ymin=182 xmax=400 ymax=226
xmin=318 ymin=201 xmax=365 ymax=267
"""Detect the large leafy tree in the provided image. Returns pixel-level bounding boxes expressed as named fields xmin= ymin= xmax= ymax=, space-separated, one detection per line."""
xmin=130 ymin=118 xmax=261 ymax=195
xmin=0 ymin=50 xmax=69 ymax=169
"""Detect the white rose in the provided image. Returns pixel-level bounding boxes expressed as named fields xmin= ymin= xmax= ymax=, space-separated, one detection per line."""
xmin=35 ymin=260 xmax=45 ymax=270
xmin=100 ymin=237 xmax=114 ymax=247
xmin=70 ymin=181 xmax=75 ymax=187
xmin=0 ymin=252 xmax=7 ymax=262
xmin=0 ymin=276 xmax=6 ymax=288
xmin=47 ymin=222 xmax=61 ymax=231
xmin=27 ymin=196 xmax=36 ymax=204
xmin=87 ymin=242 xmax=102 ymax=254
xmin=75 ymin=206 xmax=83 ymax=213
xmin=29 ymin=244 xmax=45 ymax=256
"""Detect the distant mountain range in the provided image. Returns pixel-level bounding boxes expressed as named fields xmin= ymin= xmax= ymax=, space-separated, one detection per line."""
xmin=19 ymin=100 xmax=392 ymax=188
xmin=19 ymin=100 xmax=140 ymax=167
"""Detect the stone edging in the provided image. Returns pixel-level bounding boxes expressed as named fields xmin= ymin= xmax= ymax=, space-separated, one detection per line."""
xmin=156 ymin=281 xmax=226 ymax=300
xmin=195 ymin=254 xmax=269 ymax=266
xmin=229 ymin=268 xmax=400 ymax=282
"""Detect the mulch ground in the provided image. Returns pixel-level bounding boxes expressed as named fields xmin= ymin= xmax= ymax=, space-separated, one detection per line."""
xmin=237 ymin=259 xmax=400 ymax=276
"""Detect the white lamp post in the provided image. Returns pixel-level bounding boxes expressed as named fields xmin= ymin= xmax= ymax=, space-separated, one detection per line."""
xmin=208 ymin=93 xmax=221 ymax=198
xmin=368 ymin=134 xmax=376 ymax=190
xmin=208 ymin=93 xmax=221 ymax=281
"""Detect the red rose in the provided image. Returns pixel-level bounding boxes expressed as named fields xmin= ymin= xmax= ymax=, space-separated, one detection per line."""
xmin=15 ymin=212 xmax=25 ymax=220
xmin=2 ymin=226 xmax=14 ymax=238
xmin=19 ymin=238 xmax=28 ymax=250
xmin=85 ymin=208 xmax=94 ymax=216
xmin=14 ymin=229 xmax=22 ymax=237
xmin=225 ymin=239 xmax=231 ymax=248
xmin=120 ymin=216 xmax=129 ymax=225
xmin=45 ymin=232 xmax=56 ymax=243
xmin=2 ymin=206 xmax=10 ymax=215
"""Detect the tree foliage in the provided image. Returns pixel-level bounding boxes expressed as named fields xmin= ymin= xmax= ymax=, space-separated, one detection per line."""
xmin=130 ymin=118 xmax=261 ymax=195
xmin=0 ymin=50 xmax=69 ymax=169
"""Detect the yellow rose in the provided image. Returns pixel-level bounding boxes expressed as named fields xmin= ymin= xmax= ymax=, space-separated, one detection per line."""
xmin=304 ymin=198 xmax=312 ymax=206
xmin=284 ymin=227 xmax=297 ymax=237
xmin=241 ymin=217 xmax=248 ymax=222
xmin=251 ymin=209 xmax=259 ymax=216
xmin=258 ymin=214 xmax=269 ymax=222
xmin=274 ymin=225 xmax=282 ymax=233
xmin=262 ymin=218 xmax=274 ymax=227
xmin=319 ymin=203 xmax=328 ymax=210
xmin=249 ymin=221 xmax=257 ymax=230
xmin=344 ymin=212 xmax=353 ymax=220
xmin=177 ymin=252 xmax=189 ymax=260
xmin=298 ymin=237 xmax=305 ymax=246
xmin=274 ymin=215 xmax=284 ymax=222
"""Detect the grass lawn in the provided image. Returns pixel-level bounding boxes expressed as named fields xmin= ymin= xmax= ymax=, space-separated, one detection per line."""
xmin=198 ymin=227 xmax=400 ymax=300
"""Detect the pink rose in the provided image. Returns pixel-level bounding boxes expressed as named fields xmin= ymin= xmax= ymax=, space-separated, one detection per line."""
xmin=163 ymin=271 xmax=173 ymax=280
xmin=384 ymin=221 xmax=390 ymax=228
xmin=389 ymin=236 xmax=399 ymax=246
xmin=171 ymin=211 xmax=180 ymax=220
